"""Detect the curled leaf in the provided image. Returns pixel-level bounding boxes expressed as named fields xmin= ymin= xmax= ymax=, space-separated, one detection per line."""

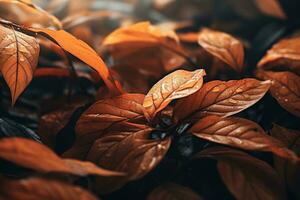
xmin=174 ymin=78 xmax=271 ymax=122
xmin=197 ymin=146 xmax=287 ymax=200
xmin=256 ymin=70 xmax=300 ymax=117
xmin=143 ymin=69 xmax=206 ymax=119
xmin=0 ymin=137 xmax=122 ymax=177
xmin=190 ymin=115 xmax=298 ymax=160
xmin=0 ymin=24 xmax=40 ymax=104
xmin=257 ymin=36 xmax=300 ymax=75
xmin=0 ymin=178 xmax=98 ymax=200
xmin=198 ymin=28 xmax=244 ymax=72
xmin=147 ymin=183 xmax=203 ymax=200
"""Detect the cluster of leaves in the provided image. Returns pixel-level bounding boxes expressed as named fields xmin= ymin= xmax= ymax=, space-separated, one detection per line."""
xmin=0 ymin=0 xmax=300 ymax=200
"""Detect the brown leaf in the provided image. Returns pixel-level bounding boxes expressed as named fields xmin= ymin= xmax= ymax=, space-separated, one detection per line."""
xmin=0 ymin=24 xmax=39 ymax=104
xmin=257 ymin=36 xmax=300 ymax=75
xmin=190 ymin=115 xmax=298 ymax=160
xmin=147 ymin=183 xmax=203 ymax=200
xmin=0 ymin=137 xmax=122 ymax=177
xmin=271 ymin=124 xmax=300 ymax=198
xmin=143 ymin=69 xmax=206 ymax=119
xmin=174 ymin=78 xmax=271 ymax=122
xmin=0 ymin=0 xmax=62 ymax=29
xmin=27 ymin=26 xmax=121 ymax=94
xmin=256 ymin=70 xmax=300 ymax=117
xmin=197 ymin=146 xmax=287 ymax=200
xmin=255 ymin=0 xmax=286 ymax=19
xmin=88 ymin=126 xmax=171 ymax=193
xmin=0 ymin=178 xmax=98 ymax=200
xmin=63 ymin=94 xmax=148 ymax=159
xmin=198 ymin=28 xmax=244 ymax=72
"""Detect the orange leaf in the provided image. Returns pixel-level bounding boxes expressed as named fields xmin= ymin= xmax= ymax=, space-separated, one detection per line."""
xmin=0 ymin=177 xmax=99 ymax=200
xmin=174 ymin=78 xmax=271 ymax=122
xmin=0 ymin=24 xmax=40 ymax=105
xmin=0 ymin=137 xmax=122 ymax=177
xmin=143 ymin=69 xmax=206 ymax=119
xmin=255 ymin=0 xmax=286 ymax=19
xmin=190 ymin=115 xmax=298 ymax=160
xmin=28 ymin=27 xmax=121 ymax=94
xmin=256 ymin=70 xmax=300 ymax=117
xmin=198 ymin=28 xmax=244 ymax=72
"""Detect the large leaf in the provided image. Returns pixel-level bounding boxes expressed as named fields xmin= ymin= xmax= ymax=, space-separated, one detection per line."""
xmin=256 ymin=70 xmax=300 ymax=117
xmin=0 ymin=137 xmax=122 ymax=177
xmin=87 ymin=126 xmax=171 ymax=193
xmin=27 ymin=26 xmax=120 ymax=94
xmin=147 ymin=183 xmax=203 ymax=200
xmin=0 ymin=178 xmax=98 ymax=200
xmin=257 ymin=36 xmax=300 ymax=75
xmin=190 ymin=115 xmax=298 ymax=160
xmin=174 ymin=78 xmax=271 ymax=122
xmin=0 ymin=0 xmax=62 ymax=29
xmin=198 ymin=28 xmax=244 ymax=72
xmin=63 ymin=94 xmax=148 ymax=159
xmin=0 ymin=24 xmax=40 ymax=104
xmin=197 ymin=146 xmax=287 ymax=200
xmin=143 ymin=69 xmax=206 ymax=119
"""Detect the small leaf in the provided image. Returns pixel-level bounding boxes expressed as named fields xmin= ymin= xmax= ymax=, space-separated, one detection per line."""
xmin=64 ymin=94 xmax=148 ymax=159
xmin=28 ymin=26 xmax=120 ymax=94
xmin=255 ymin=0 xmax=286 ymax=19
xmin=0 ymin=178 xmax=98 ymax=200
xmin=174 ymin=78 xmax=271 ymax=122
xmin=198 ymin=28 xmax=244 ymax=72
xmin=88 ymin=126 xmax=171 ymax=193
xmin=190 ymin=115 xmax=298 ymax=160
xmin=256 ymin=70 xmax=300 ymax=117
xmin=257 ymin=36 xmax=300 ymax=75
xmin=0 ymin=137 xmax=122 ymax=177
xmin=147 ymin=183 xmax=203 ymax=200
xmin=0 ymin=24 xmax=40 ymax=104
xmin=197 ymin=146 xmax=287 ymax=200
xmin=143 ymin=69 xmax=206 ymax=119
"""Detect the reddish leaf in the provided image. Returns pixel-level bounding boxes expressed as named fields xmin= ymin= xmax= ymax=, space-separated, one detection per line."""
xmin=147 ymin=183 xmax=203 ymax=200
xmin=63 ymin=94 xmax=148 ymax=159
xmin=174 ymin=78 xmax=271 ymax=122
xmin=257 ymin=36 xmax=300 ymax=75
xmin=88 ymin=126 xmax=171 ymax=193
xmin=198 ymin=28 xmax=244 ymax=72
xmin=0 ymin=137 xmax=122 ymax=177
xmin=0 ymin=178 xmax=98 ymax=200
xmin=0 ymin=0 xmax=62 ymax=29
xmin=143 ymin=69 xmax=206 ymax=119
xmin=28 ymin=27 xmax=121 ymax=94
xmin=255 ymin=0 xmax=286 ymax=19
xmin=256 ymin=70 xmax=300 ymax=117
xmin=0 ymin=24 xmax=40 ymax=104
xmin=197 ymin=146 xmax=287 ymax=200
xmin=190 ymin=115 xmax=298 ymax=160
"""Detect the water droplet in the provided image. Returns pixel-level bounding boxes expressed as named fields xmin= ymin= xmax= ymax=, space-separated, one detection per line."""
xmin=212 ymin=87 xmax=220 ymax=92
xmin=284 ymin=98 xmax=288 ymax=102
xmin=236 ymin=88 xmax=243 ymax=93
xmin=229 ymin=99 xmax=237 ymax=104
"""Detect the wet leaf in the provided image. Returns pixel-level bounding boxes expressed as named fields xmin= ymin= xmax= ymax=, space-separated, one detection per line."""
xmin=0 ymin=177 xmax=98 ymax=200
xmin=147 ymin=183 xmax=203 ymax=200
xmin=143 ymin=69 xmax=206 ymax=119
xmin=257 ymin=36 xmax=300 ymax=75
xmin=64 ymin=94 xmax=148 ymax=159
xmin=0 ymin=24 xmax=40 ymax=104
xmin=255 ymin=0 xmax=286 ymax=19
xmin=197 ymin=146 xmax=287 ymax=200
xmin=198 ymin=28 xmax=244 ymax=72
xmin=0 ymin=137 xmax=122 ymax=177
xmin=174 ymin=78 xmax=271 ymax=122
xmin=88 ymin=126 xmax=171 ymax=193
xmin=256 ymin=70 xmax=300 ymax=117
xmin=190 ymin=115 xmax=298 ymax=160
